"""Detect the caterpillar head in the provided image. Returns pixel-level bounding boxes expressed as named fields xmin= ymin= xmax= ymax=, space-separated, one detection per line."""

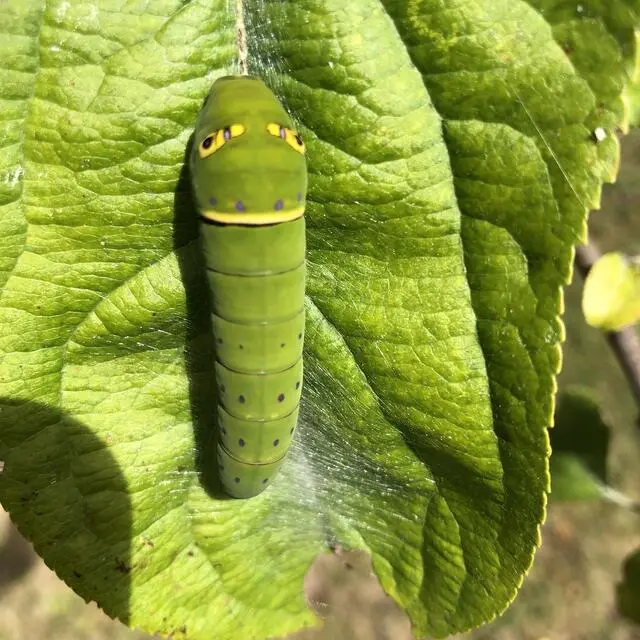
xmin=190 ymin=75 xmax=308 ymax=225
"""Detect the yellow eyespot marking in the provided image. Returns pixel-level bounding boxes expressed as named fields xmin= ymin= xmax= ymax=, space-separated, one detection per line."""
xmin=198 ymin=124 xmax=246 ymax=158
xmin=201 ymin=206 xmax=305 ymax=225
xmin=267 ymin=122 xmax=305 ymax=155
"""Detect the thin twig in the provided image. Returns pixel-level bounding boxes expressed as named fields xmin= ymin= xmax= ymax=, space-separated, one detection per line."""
xmin=235 ymin=0 xmax=248 ymax=76
xmin=601 ymin=485 xmax=640 ymax=512
xmin=575 ymin=243 xmax=640 ymax=420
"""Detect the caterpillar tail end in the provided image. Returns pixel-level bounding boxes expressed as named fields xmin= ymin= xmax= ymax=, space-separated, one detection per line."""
xmin=217 ymin=443 xmax=288 ymax=498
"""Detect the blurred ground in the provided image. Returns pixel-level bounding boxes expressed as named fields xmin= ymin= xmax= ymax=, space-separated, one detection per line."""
xmin=0 ymin=510 xmax=151 ymax=640
xmin=1 ymin=134 xmax=640 ymax=640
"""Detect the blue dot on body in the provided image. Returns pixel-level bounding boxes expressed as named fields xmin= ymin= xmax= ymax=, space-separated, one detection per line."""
xmin=235 ymin=200 xmax=246 ymax=212
xmin=208 ymin=196 xmax=217 ymax=206
xmin=297 ymin=192 xmax=302 ymax=202
xmin=275 ymin=199 xmax=284 ymax=211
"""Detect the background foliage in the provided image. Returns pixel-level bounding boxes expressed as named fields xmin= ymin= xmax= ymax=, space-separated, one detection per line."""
xmin=0 ymin=1 xmax=638 ymax=639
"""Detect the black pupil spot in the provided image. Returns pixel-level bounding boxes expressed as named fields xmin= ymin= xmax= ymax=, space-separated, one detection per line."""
xmin=202 ymin=136 xmax=213 ymax=149
xmin=296 ymin=381 xmax=300 ymax=390
xmin=262 ymin=478 xmax=268 ymax=484
xmin=221 ymin=427 xmax=226 ymax=435
xmin=295 ymin=134 xmax=303 ymax=146
xmin=239 ymin=344 xmax=244 ymax=349
xmin=280 ymin=342 xmax=285 ymax=348
xmin=217 ymin=338 xmax=223 ymax=344
xmin=239 ymin=395 xmax=245 ymax=403
xmin=277 ymin=393 xmax=285 ymax=402
xmin=290 ymin=428 xmax=294 ymax=434
xmin=239 ymin=438 xmax=245 ymax=447
xmin=234 ymin=477 xmax=240 ymax=483
xmin=273 ymin=439 xmax=280 ymax=447
xmin=298 ymin=333 xmax=302 ymax=339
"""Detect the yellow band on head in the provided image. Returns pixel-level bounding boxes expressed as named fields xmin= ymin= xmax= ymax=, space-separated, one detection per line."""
xmin=200 ymin=206 xmax=305 ymax=225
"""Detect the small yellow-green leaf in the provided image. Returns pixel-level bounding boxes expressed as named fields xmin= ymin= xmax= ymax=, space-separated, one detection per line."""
xmin=582 ymin=251 xmax=640 ymax=330
xmin=630 ymin=75 xmax=640 ymax=127
xmin=628 ymin=30 xmax=640 ymax=128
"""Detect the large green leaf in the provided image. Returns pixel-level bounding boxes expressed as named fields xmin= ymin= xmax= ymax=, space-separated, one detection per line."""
xmin=527 ymin=1 xmax=640 ymax=132
xmin=0 ymin=1 xmax=637 ymax=638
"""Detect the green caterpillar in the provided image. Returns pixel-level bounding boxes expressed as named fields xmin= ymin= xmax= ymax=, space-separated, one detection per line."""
xmin=189 ymin=76 xmax=307 ymax=498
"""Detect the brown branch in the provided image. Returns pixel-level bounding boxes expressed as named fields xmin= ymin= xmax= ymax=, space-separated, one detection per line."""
xmin=574 ymin=243 xmax=640 ymax=419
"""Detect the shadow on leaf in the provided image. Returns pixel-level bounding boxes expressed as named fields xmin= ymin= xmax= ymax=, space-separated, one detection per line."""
xmin=173 ymin=133 xmax=228 ymax=500
xmin=0 ymin=399 xmax=132 ymax=623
